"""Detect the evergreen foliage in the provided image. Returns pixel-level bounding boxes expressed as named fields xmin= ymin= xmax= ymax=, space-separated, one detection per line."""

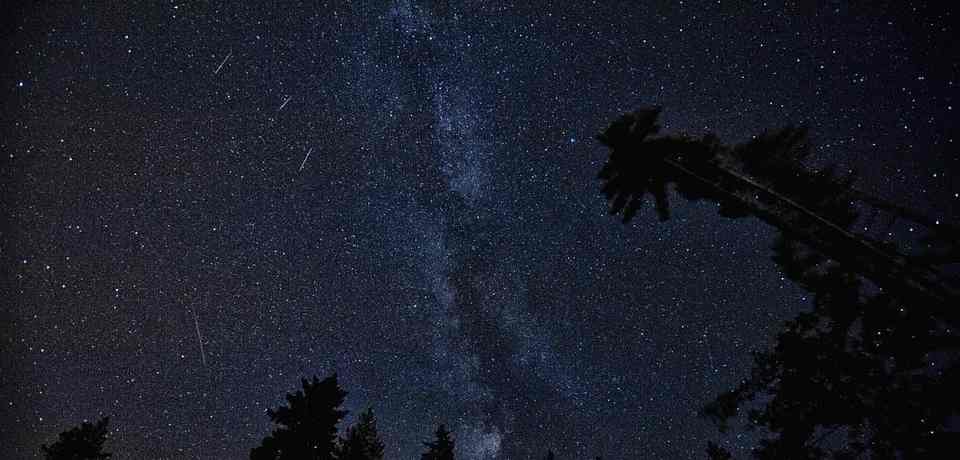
xmin=597 ymin=108 xmax=960 ymax=458
xmin=41 ymin=417 xmax=112 ymax=460
xmin=335 ymin=407 xmax=385 ymax=460
xmin=420 ymin=424 xmax=455 ymax=460
xmin=251 ymin=374 xmax=348 ymax=460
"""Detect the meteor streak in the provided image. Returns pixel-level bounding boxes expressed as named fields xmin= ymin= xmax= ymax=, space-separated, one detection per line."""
xmin=299 ymin=147 xmax=313 ymax=172
xmin=213 ymin=52 xmax=232 ymax=75
xmin=193 ymin=308 xmax=206 ymax=366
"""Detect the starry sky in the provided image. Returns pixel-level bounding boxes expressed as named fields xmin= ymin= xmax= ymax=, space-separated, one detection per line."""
xmin=2 ymin=1 xmax=957 ymax=459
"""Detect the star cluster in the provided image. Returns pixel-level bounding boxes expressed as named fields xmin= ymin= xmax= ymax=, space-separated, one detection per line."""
xmin=2 ymin=2 xmax=957 ymax=459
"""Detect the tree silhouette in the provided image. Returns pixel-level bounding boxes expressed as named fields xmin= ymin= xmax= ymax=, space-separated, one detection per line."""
xmin=543 ymin=449 xmax=556 ymax=460
xmin=705 ymin=442 xmax=732 ymax=460
xmin=420 ymin=424 xmax=455 ymax=460
xmin=251 ymin=374 xmax=348 ymax=460
xmin=41 ymin=417 xmax=112 ymax=460
xmin=335 ymin=407 xmax=385 ymax=460
xmin=594 ymin=108 xmax=960 ymax=457
xmin=596 ymin=108 xmax=959 ymax=312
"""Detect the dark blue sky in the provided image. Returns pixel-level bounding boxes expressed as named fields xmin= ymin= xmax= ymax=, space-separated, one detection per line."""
xmin=2 ymin=2 xmax=956 ymax=458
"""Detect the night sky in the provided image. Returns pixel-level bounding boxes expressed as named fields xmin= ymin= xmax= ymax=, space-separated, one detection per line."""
xmin=2 ymin=2 xmax=957 ymax=459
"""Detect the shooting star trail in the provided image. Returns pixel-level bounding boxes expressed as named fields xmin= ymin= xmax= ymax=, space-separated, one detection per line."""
xmin=192 ymin=308 xmax=207 ymax=366
xmin=278 ymin=96 xmax=292 ymax=111
xmin=299 ymin=147 xmax=313 ymax=172
xmin=213 ymin=52 xmax=232 ymax=75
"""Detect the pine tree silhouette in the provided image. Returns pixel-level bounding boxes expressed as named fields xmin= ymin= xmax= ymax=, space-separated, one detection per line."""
xmin=251 ymin=374 xmax=348 ymax=460
xmin=420 ymin=424 xmax=455 ymax=460
xmin=41 ymin=417 xmax=112 ymax=460
xmin=596 ymin=108 xmax=959 ymax=312
xmin=335 ymin=407 xmax=385 ymax=460
xmin=595 ymin=108 xmax=960 ymax=458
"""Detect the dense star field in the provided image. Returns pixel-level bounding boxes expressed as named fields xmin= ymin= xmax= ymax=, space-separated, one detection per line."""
xmin=2 ymin=2 xmax=957 ymax=459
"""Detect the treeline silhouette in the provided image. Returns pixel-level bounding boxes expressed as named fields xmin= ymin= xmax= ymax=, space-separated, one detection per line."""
xmin=39 ymin=374 xmax=572 ymax=460
xmin=596 ymin=107 xmax=959 ymax=458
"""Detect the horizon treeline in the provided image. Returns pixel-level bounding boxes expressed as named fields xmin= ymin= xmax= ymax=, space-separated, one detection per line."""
xmin=38 ymin=374 xmax=564 ymax=460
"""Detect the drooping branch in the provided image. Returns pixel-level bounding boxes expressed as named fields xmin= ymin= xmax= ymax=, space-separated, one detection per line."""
xmin=596 ymin=108 xmax=959 ymax=320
